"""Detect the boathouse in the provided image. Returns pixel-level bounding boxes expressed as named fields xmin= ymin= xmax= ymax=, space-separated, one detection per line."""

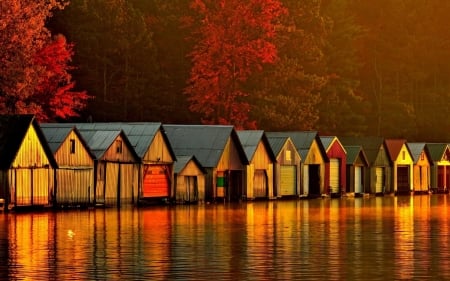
xmin=344 ymin=146 xmax=369 ymax=195
xmin=173 ymin=155 xmax=206 ymax=203
xmin=0 ymin=115 xmax=57 ymax=209
xmin=340 ymin=137 xmax=391 ymax=195
xmin=266 ymin=135 xmax=301 ymax=198
xmin=164 ymin=125 xmax=248 ymax=202
xmin=407 ymin=143 xmax=432 ymax=194
xmin=384 ymin=139 xmax=414 ymax=194
xmin=237 ymin=130 xmax=276 ymax=200
xmin=267 ymin=131 xmax=328 ymax=197
xmin=74 ymin=123 xmax=176 ymax=203
xmin=426 ymin=143 xmax=450 ymax=193
xmin=75 ymin=128 xmax=139 ymax=207
xmin=320 ymin=136 xmax=347 ymax=197
xmin=40 ymin=124 xmax=95 ymax=207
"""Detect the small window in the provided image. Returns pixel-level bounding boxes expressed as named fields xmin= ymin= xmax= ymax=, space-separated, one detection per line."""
xmin=402 ymin=151 xmax=405 ymax=160
xmin=116 ymin=140 xmax=123 ymax=154
xmin=70 ymin=139 xmax=76 ymax=154
xmin=420 ymin=152 xmax=424 ymax=161
xmin=285 ymin=150 xmax=291 ymax=161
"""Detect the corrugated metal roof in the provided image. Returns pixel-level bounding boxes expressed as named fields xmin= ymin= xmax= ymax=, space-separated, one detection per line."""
xmin=237 ymin=130 xmax=270 ymax=162
xmin=339 ymin=136 xmax=385 ymax=164
xmin=320 ymin=136 xmax=335 ymax=151
xmin=266 ymin=131 xmax=327 ymax=160
xmin=72 ymin=122 xmax=173 ymax=159
xmin=407 ymin=142 xmax=426 ymax=163
xmin=173 ymin=155 xmax=205 ymax=174
xmin=40 ymin=125 xmax=73 ymax=153
xmin=0 ymin=115 xmax=57 ymax=169
xmin=426 ymin=143 xmax=449 ymax=162
xmin=163 ymin=125 xmax=248 ymax=168
xmin=344 ymin=145 xmax=368 ymax=166
xmin=266 ymin=135 xmax=289 ymax=157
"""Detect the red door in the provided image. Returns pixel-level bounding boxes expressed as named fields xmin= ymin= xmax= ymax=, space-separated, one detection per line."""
xmin=142 ymin=165 xmax=170 ymax=198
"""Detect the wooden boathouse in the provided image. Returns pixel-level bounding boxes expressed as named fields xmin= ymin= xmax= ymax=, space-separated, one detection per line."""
xmin=41 ymin=124 xmax=95 ymax=207
xmin=164 ymin=125 xmax=248 ymax=202
xmin=266 ymin=135 xmax=301 ymax=198
xmin=0 ymin=115 xmax=57 ymax=210
xmin=237 ymin=130 xmax=276 ymax=200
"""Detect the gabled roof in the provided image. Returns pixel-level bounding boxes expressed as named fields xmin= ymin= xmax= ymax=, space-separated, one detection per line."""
xmin=0 ymin=115 xmax=57 ymax=169
xmin=384 ymin=139 xmax=409 ymax=163
xmin=426 ymin=143 xmax=450 ymax=162
xmin=320 ymin=136 xmax=347 ymax=154
xmin=407 ymin=142 xmax=432 ymax=164
xmin=266 ymin=135 xmax=291 ymax=158
xmin=173 ymin=155 xmax=206 ymax=174
xmin=64 ymin=122 xmax=176 ymax=160
xmin=163 ymin=125 xmax=248 ymax=168
xmin=236 ymin=130 xmax=276 ymax=162
xmin=265 ymin=131 xmax=328 ymax=161
xmin=344 ymin=145 xmax=369 ymax=166
xmin=40 ymin=124 xmax=94 ymax=159
xmin=339 ymin=136 xmax=385 ymax=164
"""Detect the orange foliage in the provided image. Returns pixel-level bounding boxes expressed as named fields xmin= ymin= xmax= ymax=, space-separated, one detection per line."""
xmin=0 ymin=0 xmax=89 ymax=121
xmin=185 ymin=0 xmax=286 ymax=129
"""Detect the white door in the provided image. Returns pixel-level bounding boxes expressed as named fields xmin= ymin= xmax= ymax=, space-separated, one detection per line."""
xmin=355 ymin=166 xmax=362 ymax=193
xmin=375 ymin=167 xmax=384 ymax=193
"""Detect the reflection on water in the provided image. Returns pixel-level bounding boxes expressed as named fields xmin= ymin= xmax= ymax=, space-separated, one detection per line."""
xmin=0 ymin=195 xmax=449 ymax=280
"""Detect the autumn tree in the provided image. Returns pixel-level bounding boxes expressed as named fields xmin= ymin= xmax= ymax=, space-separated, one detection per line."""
xmin=0 ymin=0 xmax=88 ymax=121
xmin=185 ymin=0 xmax=286 ymax=129
xmin=51 ymin=0 xmax=160 ymax=121
xmin=250 ymin=0 xmax=330 ymax=131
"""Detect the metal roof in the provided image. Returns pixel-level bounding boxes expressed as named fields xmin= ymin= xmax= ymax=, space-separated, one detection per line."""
xmin=266 ymin=135 xmax=289 ymax=157
xmin=339 ymin=136 xmax=385 ymax=164
xmin=406 ymin=142 xmax=428 ymax=164
xmin=236 ymin=130 xmax=276 ymax=162
xmin=173 ymin=155 xmax=206 ymax=174
xmin=344 ymin=145 xmax=368 ymax=166
xmin=320 ymin=136 xmax=347 ymax=154
xmin=426 ymin=143 xmax=449 ymax=162
xmin=163 ymin=125 xmax=248 ymax=168
xmin=266 ymin=131 xmax=328 ymax=161
xmin=0 ymin=115 xmax=57 ymax=169
xmin=68 ymin=122 xmax=175 ymax=160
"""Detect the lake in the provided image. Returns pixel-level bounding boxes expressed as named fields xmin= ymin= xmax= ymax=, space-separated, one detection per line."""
xmin=0 ymin=194 xmax=449 ymax=280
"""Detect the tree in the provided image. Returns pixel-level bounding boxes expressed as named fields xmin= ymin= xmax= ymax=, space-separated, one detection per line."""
xmin=249 ymin=0 xmax=330 ymax=131
xmin=318 ymin=0 xmax=366 ymax=136
xmin=51 ymin=0 xmax=160 ymax=121
xmin=0 ymin=0 xmax=88 ymax=121
xmin=185 ymin=0 xmax=286 ymax=129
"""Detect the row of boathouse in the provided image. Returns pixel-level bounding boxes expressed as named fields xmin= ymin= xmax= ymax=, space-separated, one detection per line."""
xmin=1 ymin=115 xmax=449 ymax=210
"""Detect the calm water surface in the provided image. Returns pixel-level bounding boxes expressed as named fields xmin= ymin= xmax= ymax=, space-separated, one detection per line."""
xmin=0 ymin=195 xmax=449 ymax=280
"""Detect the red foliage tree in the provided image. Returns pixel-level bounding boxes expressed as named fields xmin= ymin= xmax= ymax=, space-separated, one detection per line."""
xmin=0 ymin=0 xmax=88 ymax=121
xmin=185 ymin=0 xmax=286 ymax=129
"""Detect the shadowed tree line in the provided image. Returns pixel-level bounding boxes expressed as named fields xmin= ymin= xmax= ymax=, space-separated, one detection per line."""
xmin=7 ymin=0 xmax=450 ymax=141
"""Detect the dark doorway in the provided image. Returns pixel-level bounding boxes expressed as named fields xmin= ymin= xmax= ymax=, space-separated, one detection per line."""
xmin=228 ymin=170 xmax=243 ymax=201
xmin=397 ymin=166 xmax=410 ymax=193
xmin=308 ymin=164 xmax=321 ymax=196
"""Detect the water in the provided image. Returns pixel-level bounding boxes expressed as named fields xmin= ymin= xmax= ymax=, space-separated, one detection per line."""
xmin=0 ymin=195 xmax=449 ymax=280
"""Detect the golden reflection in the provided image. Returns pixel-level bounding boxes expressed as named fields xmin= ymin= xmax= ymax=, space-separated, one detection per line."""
xmin=394 ymin=196 xmax=414 ymax=280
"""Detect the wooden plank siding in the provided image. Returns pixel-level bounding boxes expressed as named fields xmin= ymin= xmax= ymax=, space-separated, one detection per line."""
xmin=267 ymin=137 xmax=301 ymax=198
xmin=302 ymin=140 xmax=327 ymax=196
xmin=215 ymin=138 xmax=245 ymax=201
xmin=0 ymin=116 xmax=57 ymax=209
xmin=174 ymin=156 xmax=206 ymax=203
xmin=244 ymin=141 xmax=274 ymax=200
xmin=140 ymin=130 xmax=175 ymax=201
